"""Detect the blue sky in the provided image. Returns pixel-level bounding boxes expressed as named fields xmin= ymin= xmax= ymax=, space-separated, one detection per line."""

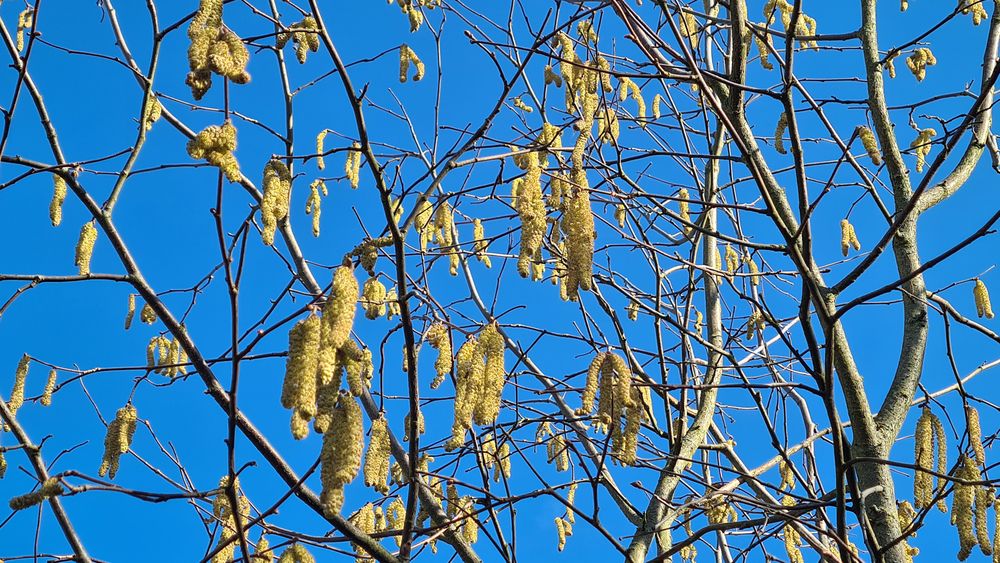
xmin=1 ymin=0 xmax=999 ymax=562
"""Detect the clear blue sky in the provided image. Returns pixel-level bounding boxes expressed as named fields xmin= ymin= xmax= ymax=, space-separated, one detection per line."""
xmin=1 ymin=1 xmax=998 ymax=562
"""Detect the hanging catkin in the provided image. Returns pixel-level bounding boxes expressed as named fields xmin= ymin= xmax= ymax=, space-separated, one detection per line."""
xmin=281 ymin=315 xmax=321 ymax=439
xmin=187 ymin=122 xmax=241 ymax=182
xmin=857 ymin=125 xmax=882 ymax=165
xmin=473 ymin=324 xmax=506 ymax=425
xmin=322 ymin=263 xmax=359 ymax=351
xmin=561 ymin=173 xmax=595 ymax=301
xmin=911 ymin=127 xmax=936 ymax=173
xmin=186 ymin=0 xmax=250 ymax=99
xmin=424 ymin=322 xmax=452 ymax=389
xmin=75 ymin=222 xmax=98 ymax=275
xmin=98 ymin=404 xmax=138 ymax=479
xmin=320 ymin=392 xmax=363 ymax=516
xmin=515 ymin=151 xmax=546 ymax=279
xmin=774 ymin=111 xmax=788 ymax=154
xmin=840 ymin=219 xmax=861 ymax=256
xmin=974 ymin=279 xmax=995 ymax=319
xmin=8 ymin=354 xmax=29 ymax=418
xmin=276 ymin=16 xmax=320 ymax=64
xmin=399 ymin=44 xmax=425 ymax=82
xmin=446 ymin=335 xmax=483 ymax=450
xmin=276 ymin=544 xmax=314 ymax=563
xmin=955 ymin=456 xmax=981 ymax=560
xmin=50 ymin=175 xmax=66 ymax=227
xmin=260 ymin=159 xmax=291 ymax=246
xmin=906 ymin=48 xmax=936 ymax=82
xmin=363 ymin=416 xmax=391 ymax=493
xmin=361 ymin=277 xmax=388 ymax=320
xmin=41 ymin=369 xmax=56 ymax=407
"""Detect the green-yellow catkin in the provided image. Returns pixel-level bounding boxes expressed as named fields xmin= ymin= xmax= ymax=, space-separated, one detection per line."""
xmin=975 ymin=486 xmax=995 ymax=556
xmin=142 ymin=96 xmax=161 ymax=132
xmin=276 ymin=16 xmax=320 ymax=64
xmin=960 ymin=0 xmax=990 ymax=25
xmin=361 ymin=277 xmax=387 ymax=320
xmin=544 ymin=64 xmax=563 ymax=87
xmin=472 ymin=218 xmax=492 ymax=268
xmin=555 ymin=517 xmax=568 ymax=551
xmin=561 ymin=176 xmax=595 ymax=301
xmin=774 ymin=111 xmax=788 ymax=154
xmin=906 ymin=48 xmax=937 ymax=82
xmin=755 ymin=32 xmax=774 ymax=70
xmin=577 ymin=352 xmax=604 ymax=416
xmin=322 ymin=264 xmax=359 ymax=353
xmin=340 ymin=339 xmax=371 ymax=396
xmin=447 ymin=335 xmax=483 ymax=450
xmin=305 ymin=179 xmax=325 ymax=237
xmin=313 ymin=383 xmax=338 ymax=434
xmin=619 ymin=77 xmax=646 ymax=120
xmin=679 ymin=10 xmax=699 ymax=47
xmin=547 ymin=434 xmax=570 ymax=472
xmin=931 ymin=411 xmax=949 ymax=512
xmin=424 ymin=322 xmax=452 ymax=389
xmin=404 ymin=408 xmax=425 ymax=442
xmin=493 ymin=442 xmax=511 ymax=481
xmin=651 ymin=93 xmax=664 ymax=119
xmin=911 ymin=127 xmax=936 ymax=173
xmin=399 ymin=44 xmax=425 ymax=82
xmin=840 ymin=219 xmax=861 ymax=256
xmin=414 ymin=197 xmax=436 ymax=250
xmin=513 ymin=96 xmax=534 ymax=113
xmin=0 ymin=448 xmax=6 ymax=478
xmin=74 ymin=221 xmax=98 ymax=275
xmin=211 ymin=476 xmax=251 ymax=563
xmin=187 ymin=122 xmax=241 ymax=182
xmin=967 ymin=405 xmax=987 ymax=467
xmin=315 ymin=129 xmax=329 ymax=170
xmin=515 ymin=151 xmax=546 ymax=279
xmin=40 ymin=369 xmax=56 ymax=407
xmin=351 ymin=235 xmax=393 ymax=276
xmin=140 ymin=301 xmax=157 ymax=325
xmin=276 ymin=544 xmax=314 ymax=563
xmin=186 ymin=0 xmax=250 ymax=99
xmin=677 ymin=187 xmax=691 ymax=233
xmin=344 ymin=142 xmax=362 ymax=189
xmin=386 ymin=496 xmax=406 ymax=546
xmin=123 ymin=294 xmax=136 ymax=330
xmin=364 ymin=416 xmax=391 ymax=494
xmin=724 ymin=243 xmax=739 ymax=281
xmin=615 ymin=204 xmax=627 ymax=228
xmin=252 ymin=535 xmax=272 ymax=562
xmin=857 ymin=125 xmax=883 ymax=165
xmin=782 ymin=496 xmax=805 ymax=563
xmin=260 ymin=159 xmax=292 ymax=246
xmin=993 ymin=498 xmax=1000 ymax=563
xmin=433 ymin=201 xmax=459 ymax=276
xmin=320 ymin=392 xmax=363 ymax=516
xmin=779 ymin=459 xmax=796 ymax=491
xmin=98 ymin=404 xmax=138 ymax=479
xmin=975 ymin=279 xmax=995 ymax=319
xmin=914 ymin=407 xmax=935 ymax=508
xmin=49 ymin=175 xmax=66 ymax=227
xmin=536 ymin=421 xmax=553 ymax=443
xmin=748 ymin=257 xmax=760 ymax=286
xmin=8 ymin=354 xmax=29 ymax=416
xmin=9 ymin=478 xmax=63 ymax=511
xmin=955 ymin=456 xmax=980 ymax=560
xmin=626 ymin=300 xmax=639 ymax=321
xmin=348 ymin=503 xmax=377 ymax=562
xmin=473 ymin=323 xmax=506 ymax=426
xmin=281 ymin=315 xmax=321 ymax=439
xmin=15 ymin=8 xmax=33 ymax=52
xmin=763 ymin=0 xmax=818 ymax=49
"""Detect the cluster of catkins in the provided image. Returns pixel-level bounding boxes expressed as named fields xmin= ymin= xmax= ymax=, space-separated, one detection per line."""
xmin=763 ymin=0 xmax=819 ymax=50
xmin=840 ymin=219 xmax=861 ymax=257
xmin=187 ymin=122 xmax=241 ymax=182
xmin=413 ymin=197 xmax=460 ymax=275
xmin=260 ymin=159 xmax=292 ymax=246
xmin=399 ymin=45 xmax=425 ymax=82
xmin=276 ymin=16 xmax=320 ymax=64
xmin=186 ymin=0 xmax=250 ymax=100
xmin=391 ymin=0 xmax=440 ymax=32
xmin=98 ymin=404 xmax=138 ymax=479
xmin=210 ymin=476 xmax=252 ymax=563
xmin=553 ymin=484 xmax=577 ymax=551
xmin=576 ymin=351 xmax=650 ymax=466
xmin=146 ymin=334 xmax=188 ymax=377
xmin=445 ymin=324 xmax=506 ymax=450
xmin=910 ymin=127 xmax=936 ymax=173
xmin=974 ymin=279 xmax=995 ymax=319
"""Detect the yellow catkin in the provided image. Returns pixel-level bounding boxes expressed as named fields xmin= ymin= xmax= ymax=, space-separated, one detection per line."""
xmin=755 ymin=32 xmax=774 ymax=70
xmin=313 ymin=383 xmax=338 ymax=434
xmin=98 ymin=404 xmax=138 ymax=479
xmin=425 ymin=322 xmax=452 ymax=389
xmin=315 ymin=129 xmax=329 ymax=170
xmin=993 ymin=498 xmax=1000 ymax=563
xmin=276 ymin=544 xmax=314 ymax=563
xmin=911 ymin=127 xmax=936 ymax=173
xmin=348 ymin=503 xmax=377 ymax=561
xmin=344 ymin=142 xmax=362 ymax=189
xmin=914 ymin=406 xmax=935 ymax=509
xmin=281 ymin=315 xmax=321 ymax=439
xmin=840 ymin=219 xmax=861 ymax=256
xmin=619 ymin=77 xmax=646 ymax=120
xmin=386 ymin=496 xmax=406 ymax=546
xmin=960 ymin=0 xmax=990 ymax=25
xmin=494 ymin=442 xmax=511 ymax=481
xmin=626 ymin=300 xmax=639 ymax=321
xmin=404 ymin=408 xmax=425 ymax=442
xmin=41 ymin=369 xmax=56 ymax=407
xmin=433 ymin=201 xmax=459 ymax=275
xmin=544 ymin=64 xmax=563 ymax=88
xmin=547 ymin=434 xmax=570 ymax=472
xmin=577 ymin=352 xmax=604 ymax=416
xmin=472 ymin=218 xmax=492 ymax=268
xmin=968 ymin=405 xmax=987 ymax=467
xmin=340 ymin=339 xmax=371 ymax=396
xmin=931 ymin=411 xmax=949 ymax=512
xmin=15 ymin=8 xmax=33 ymax=52
xmin=399 ymin=44 xmax=425 ymax=82
xmin=74 ymin=222 xmax=98 ymax=275
xmin=322 ymin=264 xmax=359 ymax=353
xmin=562 ymin=174 xmax=595 ymax=301
xmin=857 ymin=125 xmax=882 ymax=165
xmin=140 ymin=302 xmax=157 ymax=325
xmin=678 ymin=188 xmax=691 ymax=233
xmin=261 ymin=159 xmax=291 ymax=246
xmin=774 ymin=111 xmax=788 ymax=154
xmin=277 ymin=16 xmax=320 ymax=64
xmin=414 ymin=197 xmax=436 ymax=250
xmin=975 ymin=279 xmax=995 ymax=319
xmin=955 ymin=456 xmax=980 ymax=560
xmin=305 ymin=179 xmax=324 ymax=237
xmin=142 ymin=96 xmax=161 ymax=132
xmin=187 ymin=122 xmax=241 ymax=182
xmin=361 ymin=277 xmax=387 ymax=320
xmin=211 ymin=476 xmax=251 ymax=563
xmin=763 ymin=0 xmax=818 ymax=49
xmin=123 ymin=294 xmax=136 ymax=330
xmin=9 ymin=478 xmax=63 ymax=511
xmin=186 ymin=0 xmax=250 ymax=99
xmin=652 ymin=94 xmax=664 ymax=119
xmin=748 ymin=257 xmax=760 ymax=286
xmin=515 ymin=151 xmax=546 ymax=279
xmin=8 ymin=354 xmax=29 ymax=416
xmin=555 ymin=517 xmax=568 ymax=551
xmin=252 ymin=535 xmax=272 ymax=562
xmin=906 ymin=48 xmax=937 ymax=82
xmin=447 ymin=335 xmax=483 ymax=450
xmin=473 ymin=324 xmax=506 ymax=426
xmin=782 ymin=500 xmax=805 ymax=563
xmin=49 ymin=175 xmax=67 ymax=227
xmin=975 ymin=486 xmax=995 ymax=556
xmin=364 ymin=416 xmax=391 ymax=494
xmin=320 ymin=392 xmax=363 ymax=516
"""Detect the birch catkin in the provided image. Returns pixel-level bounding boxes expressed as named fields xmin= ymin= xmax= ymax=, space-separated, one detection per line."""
xmin=320 ymin=392 xmax=363 ymax=515
xmin=41 ymin=369 xmax=56 ymax=407
xmin=974 ymin=279 xmax=995 ymax=319
xmin=424 ymin=322 xmax=452 ymax=389
xmin=187 ymin=122 xmax=241 ymax=182
xmin=840 ymin=219 xmax=861 ymax=256
xmin=911 ymin=127 xmax=936 ymax=173
xmin=281 ymin=315 xmax=321 ymax=439
xmin=8 ymin=354 xmax=29 ymax=417
xmin=50 ymin=175 xmax=66 ymax=227
xmin=261 ymin=159 xmax=292 ymax=246
xmin=774 ymin=111 xmax=788 ymax=154
xmin=364 ymin=416 xmax=391 ymax=494
xmin=75 ymin=222 xmax=98 ymax=275
xmin=98 ymin=404 xmax=138 ymax=479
